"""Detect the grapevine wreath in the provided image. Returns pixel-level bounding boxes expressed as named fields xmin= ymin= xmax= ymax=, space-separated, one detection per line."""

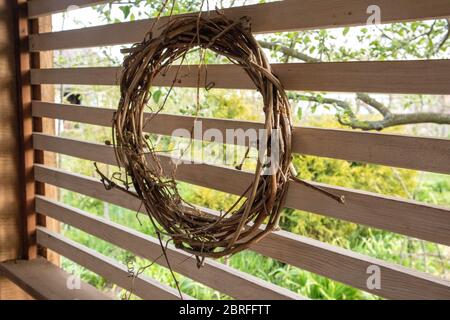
xmin=97 ymin=10 xmax=343 ymax=268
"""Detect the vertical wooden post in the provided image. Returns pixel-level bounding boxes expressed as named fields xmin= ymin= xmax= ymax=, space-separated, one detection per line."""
xmin=0 ymin=0 xmax=34 ymax=299
xmin=15 ymin=0 xmax=37 ymax=260
xmin=32 ymin=16 xmax=57 ymax=261
xmin=15 ymin=0 xmax=55 ymax=261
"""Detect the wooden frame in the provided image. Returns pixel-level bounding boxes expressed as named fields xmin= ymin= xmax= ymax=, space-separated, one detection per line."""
xmin=13 ymin=0 xmax=56 ymax=263
xmin=15 ymin=0 xmax=37 ymax=260
xmin=3 ymin=0 xmax=449 ymax=300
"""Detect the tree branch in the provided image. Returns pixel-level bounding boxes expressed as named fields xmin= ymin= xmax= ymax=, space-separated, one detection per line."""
xmin=435 ymin=18 xmax=450 ymax=53
xmin=258 ymin=40 xmax=321 ymax=63
xmin=356 ymin=93 xmax=391 ymax=117
xmin=259 ymin=40 xmax=450 ymax=130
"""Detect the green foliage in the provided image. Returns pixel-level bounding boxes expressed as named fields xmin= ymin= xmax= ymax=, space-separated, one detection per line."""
xmin=415 ymin=174 xmax=450 ymax=206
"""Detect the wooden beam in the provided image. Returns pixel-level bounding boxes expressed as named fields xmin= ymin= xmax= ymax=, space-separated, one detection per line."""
xmin=1 ymin=0 xmax=24 ymax=266
xmin=28 ymin=0 xmax=450 ymax=51
xmin=15 ymin=0 xmax=37 ymax=260
xmin=0 ymin=257 xmax=112 ymax=300
xmin=30 ymin=14 xmax=57 ymax=261
xmin=13 ymin=1 xmax=55 ymax=262
xmin=32 ymin=101 xmax=450 ymax=174
xmin=32 ymin=135 xmax=450 ymax=246
xmin=30 ymin=60 xmax=450 ymax=94
xmin=36 ymin=227 xmax=191 ymax=300
xmin=28 ymin=0 xmax=109 ymax=18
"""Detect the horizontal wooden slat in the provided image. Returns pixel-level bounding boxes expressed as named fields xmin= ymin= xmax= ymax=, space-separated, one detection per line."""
xmin=29 ymin=0 xmax=450 ymax=51
xmin=30 ymin=59 xmax=450 ymax=94
xmin=0 ymin=257 xmax=111 ymax=300
xmin=36 ymin=227 xmax=191 ymax=300
xmin=32 ymin=101 xmax=450 ymax=174
xmin=36 ymin=196 xmax=303 ymax=300
xmin=28 ymin=0 xmax=109 ymax=18
xmin=33 ymin=134 xmax=450 ymax=246
xmin=35 ymin=178 xmax=450 ymax=299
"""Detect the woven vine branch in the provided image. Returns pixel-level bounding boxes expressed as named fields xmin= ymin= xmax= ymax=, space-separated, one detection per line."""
xmin=97 ymin=11 xmax=344 ymax=266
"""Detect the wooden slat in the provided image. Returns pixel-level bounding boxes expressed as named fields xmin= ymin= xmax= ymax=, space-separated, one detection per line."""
xmin=28 ymin=0 xmax=110 ymax=18
xmin=32 ymin=101 xmax=450 ymax=174
xmin=36 ymin=227 xmax=190 ymax=300
xmin=0 ymin=257 xmax=111 ymax=300
xmin=252 ymin=229 xmax=450 ymax=300
xmin=28 ymin=0 xmax=450 ymax=51
xmin=35 ymin=196 xmax=303 ymax=300
xmin=35 ymin=184 xmax=450 ymax=299
xmin=30 ymin=59 xmax=450 ymax=94
xmin=33 ymin=134 xmax=450 ymax=246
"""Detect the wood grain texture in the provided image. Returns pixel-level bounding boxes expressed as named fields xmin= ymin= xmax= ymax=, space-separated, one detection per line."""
xmin=13 ymin=2 xmax=55 ymax=262
xmin=36 ymin=197 xmax=303 ymax=300
xmin=32 ymin=101 xmax=450 ymax=174
xmin=0 ymin=257 xmax=111 ymax=300
xmin=28 ymin=0 xmax=450 ymax=51
xmin=28 ymin=0 xmax=109 ymax=18
xmin=36 ymin=227 xmax=191 ymax=300
xmin=0 ymin=0 xmax=33 ymax=298
xmin=32 ymin=135 xmax=450 ymax=246
xmin=0 ymin=277 xmax=33 ymax=300
xmin=1 ymin=0 xmax=23 ymax=263
xmin=35 ymin=190 xmax=450 ymax=300
xmin=14 ymin=0 xmax=37 ymax=261
xmin=30 ymin=59 xmax=450 ymax=94
xmin=30 ymin=15 xmax=59 ymax=262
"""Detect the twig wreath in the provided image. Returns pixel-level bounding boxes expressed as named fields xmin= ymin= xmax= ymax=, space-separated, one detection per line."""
xmin=96 ymin=9 xmax=344 ymax=270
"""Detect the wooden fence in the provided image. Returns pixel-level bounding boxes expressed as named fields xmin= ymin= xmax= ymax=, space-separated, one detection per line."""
xmin=5 ymin=0 xmax=450 ymax=300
